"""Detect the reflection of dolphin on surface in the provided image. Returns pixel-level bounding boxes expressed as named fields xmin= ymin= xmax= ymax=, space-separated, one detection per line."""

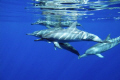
xmin=26 ymin=27 xmax=80 ymax=57
xmin=31 ymin=20 xmax=82 ymax=28
xmin=79 ymin=34 xmax=120 ymax=59
xmin=41 ymin=22 xmax=103 ymax=43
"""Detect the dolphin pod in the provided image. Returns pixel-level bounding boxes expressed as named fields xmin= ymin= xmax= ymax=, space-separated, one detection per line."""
xmin=27 ymin=21 xmax=119 ymax=59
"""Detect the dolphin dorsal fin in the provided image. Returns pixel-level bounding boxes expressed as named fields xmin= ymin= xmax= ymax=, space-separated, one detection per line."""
xmin=105 ymin=34 xmax=111 ymax=41
xmin=67 ymin=21 xmax=77 ymax=30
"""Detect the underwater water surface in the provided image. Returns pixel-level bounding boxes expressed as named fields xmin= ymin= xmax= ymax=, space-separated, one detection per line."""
xmin=0 ymin=0 xmax=120 ymax=80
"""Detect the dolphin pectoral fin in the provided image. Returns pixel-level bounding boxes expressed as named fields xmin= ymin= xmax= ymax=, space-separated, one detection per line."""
xmin=34 ymin=38 xmax=43 ymax=41
xmin=96 ymin=54 xmax=104 ymax=58
xmin=53 ymin=42 xmax=62 ymax=49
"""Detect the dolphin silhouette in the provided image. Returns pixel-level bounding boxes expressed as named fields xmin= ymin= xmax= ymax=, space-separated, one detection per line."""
xmin=78 ymin=34 xmax=120 ymax=59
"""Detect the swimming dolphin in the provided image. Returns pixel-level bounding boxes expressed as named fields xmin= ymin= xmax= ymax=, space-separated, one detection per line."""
xmin=31 ymin=20 xmax=82 ymax=28
xmin=78 ymin=34 xmax=120 ymax=59
xmin=41 ymin=22 xmax=103 ymax=44
xmin=26 ymin=28 xmax=80 ymax=56
xmin=31 ymin=20 xmax=56 ymax=28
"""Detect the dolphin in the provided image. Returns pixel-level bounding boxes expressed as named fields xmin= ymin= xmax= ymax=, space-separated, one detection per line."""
xmin=78 ymin=34 xmax=120 ymax=59
xmin=41 ymin=22 xmax=103 ymax=44
xmin=31 ymin=20 xmax=56 ymax=28
xmin=26 ymin=27 xmax=80 ymax=56
xmin=31 ymin=20 xmax=82 ymax=28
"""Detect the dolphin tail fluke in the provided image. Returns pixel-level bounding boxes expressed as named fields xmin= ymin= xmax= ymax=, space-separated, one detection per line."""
xmin=96 ymin=54 xmax=104 ymax=58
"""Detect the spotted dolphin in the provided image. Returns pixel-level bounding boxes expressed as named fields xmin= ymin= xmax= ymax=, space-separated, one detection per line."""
xmin=41 ymin=22 xmax=103 ymax=44
xmin=78 ymin=34 xmax=120 ymax=59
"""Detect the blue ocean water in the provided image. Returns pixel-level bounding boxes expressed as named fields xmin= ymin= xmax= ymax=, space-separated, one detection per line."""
xmin=0 ymin=0 xmax=120 ymax=80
